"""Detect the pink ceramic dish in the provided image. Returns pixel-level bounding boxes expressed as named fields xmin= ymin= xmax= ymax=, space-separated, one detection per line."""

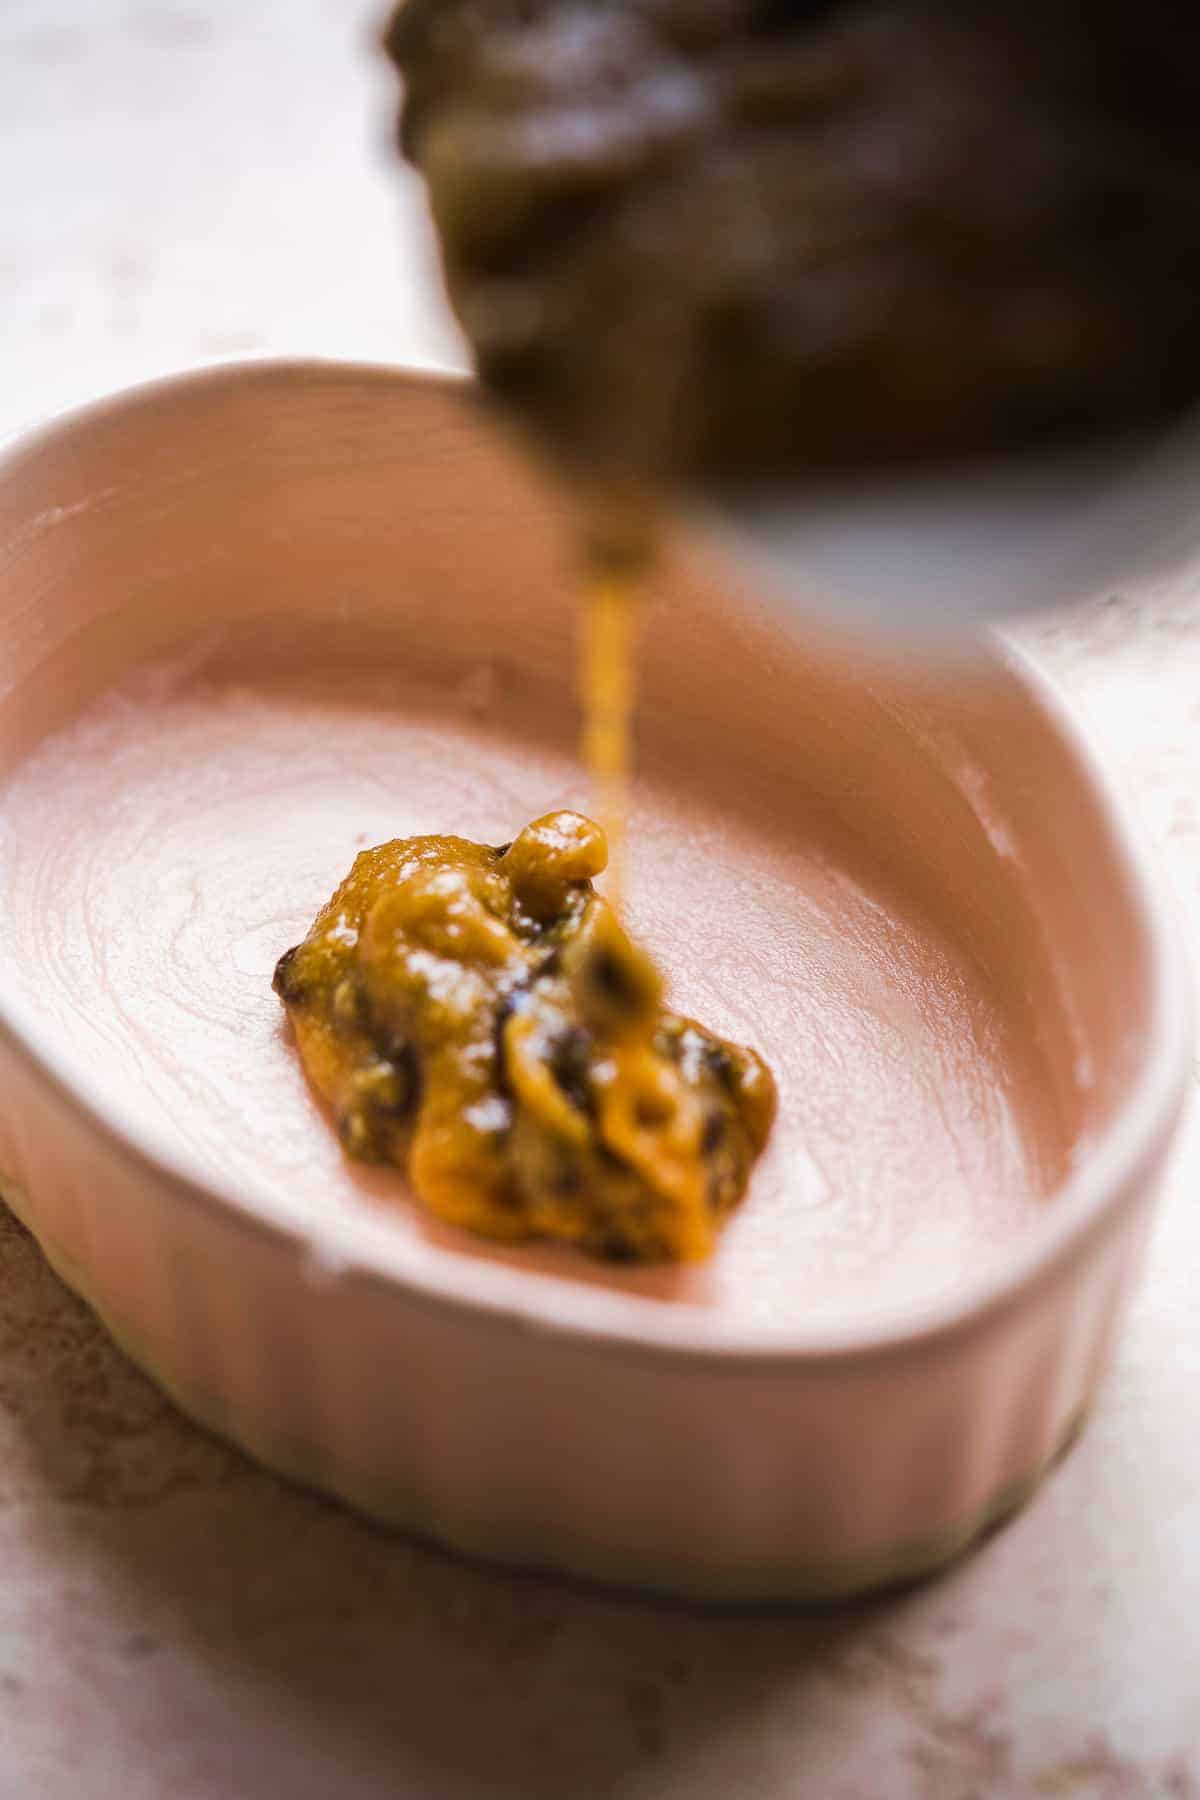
xmin=0 ymin=361 xmax=1189 ymax=1602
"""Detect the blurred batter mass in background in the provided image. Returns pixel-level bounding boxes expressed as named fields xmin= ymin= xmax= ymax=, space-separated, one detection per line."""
xmin=385 ymin=0 xmax=1200 ymax=524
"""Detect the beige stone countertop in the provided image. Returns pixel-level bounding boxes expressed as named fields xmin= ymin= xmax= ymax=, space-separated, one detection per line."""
xmin=1 ymin=4 xmax=1197 ymax=1796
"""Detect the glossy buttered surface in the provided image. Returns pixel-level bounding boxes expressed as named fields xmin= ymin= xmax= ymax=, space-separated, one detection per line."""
xmin=0 ymin=645 xmax=1059 ymax=1326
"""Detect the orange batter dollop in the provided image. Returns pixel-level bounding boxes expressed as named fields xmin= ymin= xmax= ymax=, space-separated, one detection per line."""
xmin=273 ymin=810 xmax=775 ymax=1261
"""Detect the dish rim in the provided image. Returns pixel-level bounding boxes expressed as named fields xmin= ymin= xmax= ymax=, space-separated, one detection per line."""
xmin=0 ymin=354 xmax=1190 ymax=1367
